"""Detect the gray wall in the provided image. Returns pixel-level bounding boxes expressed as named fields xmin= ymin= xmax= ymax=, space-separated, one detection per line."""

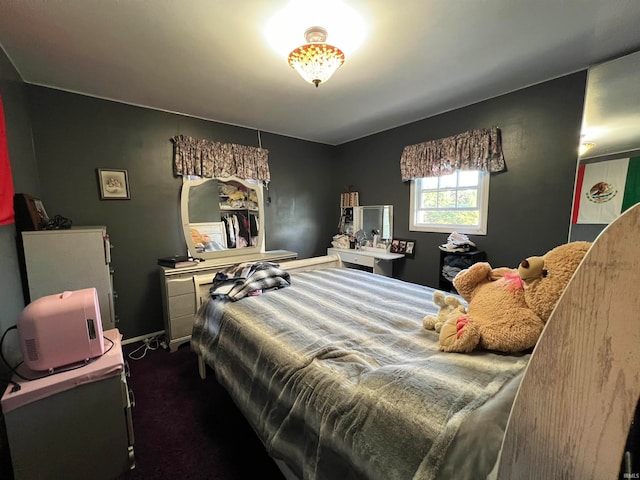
xmin=1 ymin=57 xmax=588 ymax=343
xmin=337 ymin=72 xmax=588 ymax=288
xmin=24 ymin=86 xmax=338 ymax=340
xmin=0 ymin=47 xmax=38 ymax=370
xmin=0 ymin=44 xmax=39 ymax=469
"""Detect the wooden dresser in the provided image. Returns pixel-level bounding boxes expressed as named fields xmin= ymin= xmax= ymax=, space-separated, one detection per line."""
xmin=159 ymin=250 xmax=297 ymax=351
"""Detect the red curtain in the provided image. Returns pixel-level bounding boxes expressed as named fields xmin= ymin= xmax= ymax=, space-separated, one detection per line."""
xmin=0 ymin=91 xmax=15 ymax=225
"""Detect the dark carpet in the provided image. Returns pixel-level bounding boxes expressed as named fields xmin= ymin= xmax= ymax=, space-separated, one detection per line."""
xmin=117 ymin=341 xmax=285 ymax=480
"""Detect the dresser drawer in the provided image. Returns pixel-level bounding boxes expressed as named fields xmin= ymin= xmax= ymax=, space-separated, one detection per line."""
xmin=336 ymin=251 xmax=375 ymax=268
xmin=167 ymin=276 xmax=195 ymax=296
xmin=169 ymin=293 xmax=195 ymax=318
xmin=169 ymin=314 xmax=196 ymax=339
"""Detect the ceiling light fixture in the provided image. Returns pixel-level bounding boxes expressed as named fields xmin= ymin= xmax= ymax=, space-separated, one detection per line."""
xmin=288 ymin=26 xmax=345 ymax=88
xmin=579 ymin=142 xmax=596 ymax=156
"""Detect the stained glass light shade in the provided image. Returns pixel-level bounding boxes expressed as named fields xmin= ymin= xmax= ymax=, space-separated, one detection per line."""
xmin=287 ymin=27 xmax=345 ymax=87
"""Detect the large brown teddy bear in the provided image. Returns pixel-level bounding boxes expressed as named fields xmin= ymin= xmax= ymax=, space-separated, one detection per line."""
xmin=431 ymin=241 xmax=591 ymax=353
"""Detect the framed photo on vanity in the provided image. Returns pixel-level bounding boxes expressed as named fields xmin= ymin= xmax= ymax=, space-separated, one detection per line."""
xmin=97 ymin=169 xmax=130 ymax=200
xmin=404 ymin=240 xmax=416 ymax=258
xmin=390 ymin=238 xmax=416 ymax=258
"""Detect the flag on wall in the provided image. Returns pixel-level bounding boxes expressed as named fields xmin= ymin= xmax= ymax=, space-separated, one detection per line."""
xmin=0 ymin=92 xmax=15 ymax=226
xmin=572 ymin=157 xmax=640 ymax=224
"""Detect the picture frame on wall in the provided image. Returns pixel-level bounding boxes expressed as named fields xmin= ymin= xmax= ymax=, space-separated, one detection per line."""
xmin=390 ymin=238 xmax=416 ymax=258
xmin=97 ymin=168 xmax=130 ymax=200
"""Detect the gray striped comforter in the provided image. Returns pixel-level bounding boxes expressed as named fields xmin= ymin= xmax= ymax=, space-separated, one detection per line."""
xmin=191 ymin=268 xmax=529 ymax=480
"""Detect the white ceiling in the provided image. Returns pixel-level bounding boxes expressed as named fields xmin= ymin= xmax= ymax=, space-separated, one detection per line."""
xmin=0 ymin=0 xmax=639 ymax=147
xmin=581 ymin=49 xmax=640 ymax=158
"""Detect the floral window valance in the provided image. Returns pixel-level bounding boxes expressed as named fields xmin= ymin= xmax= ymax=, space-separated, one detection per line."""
xmin=400 ymin=127 xmax=505 ymax=181
xmin=172 ymin=134 xmax=270 ymax=182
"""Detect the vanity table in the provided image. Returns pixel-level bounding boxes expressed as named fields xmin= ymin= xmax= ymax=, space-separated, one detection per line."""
xmin=327 ymin=247 xmax=403 ymax=277
xmin=331 ymin=204 xmax=402 ymax=276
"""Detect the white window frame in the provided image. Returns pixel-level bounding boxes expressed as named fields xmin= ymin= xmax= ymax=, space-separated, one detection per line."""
xmin=409 ymin=170 xmax=490 ymax=235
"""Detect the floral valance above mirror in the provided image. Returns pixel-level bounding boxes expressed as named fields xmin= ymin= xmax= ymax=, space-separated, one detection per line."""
xmin=400 ymin=127 xmax=505 ymax=181
xmin=172 ymin=134 xmax=270 ymax=182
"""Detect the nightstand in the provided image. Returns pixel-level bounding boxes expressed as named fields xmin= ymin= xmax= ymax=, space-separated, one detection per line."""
xmin=439 ymin=250 xmax=487 ymax=292
xmin=1 ymin=329 xmax=135 ymax=480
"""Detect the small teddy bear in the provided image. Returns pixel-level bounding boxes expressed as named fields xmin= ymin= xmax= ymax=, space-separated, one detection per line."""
xmin=436 ymin=241 xmax=591 ymax=353
xmin=423 ymin=291 xmax=467 ymax=333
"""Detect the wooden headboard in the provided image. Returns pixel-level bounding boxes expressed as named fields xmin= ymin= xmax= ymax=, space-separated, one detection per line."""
xmin=496 ymin=202 xmax=640 ymax=479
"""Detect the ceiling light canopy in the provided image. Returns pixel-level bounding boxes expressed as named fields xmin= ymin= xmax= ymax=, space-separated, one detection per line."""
xmin=265 ymin=0 xmax=365 ymax=56
xmin=288 ymin=27 xmax=345 ymax=87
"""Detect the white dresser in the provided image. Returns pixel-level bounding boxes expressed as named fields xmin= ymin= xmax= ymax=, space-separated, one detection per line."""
xmin=159 ymin=249 xmax=297 ymax=351
xmin=327 ymin=247 xmax=404 ymax=277
xmin=21 ymin=226 xmax=116 ymax=330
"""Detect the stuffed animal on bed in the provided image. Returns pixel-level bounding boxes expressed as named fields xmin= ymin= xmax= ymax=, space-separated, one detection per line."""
xmin=422 ymin=291 xmax=466 ymax=333
xmin=431 ymin=241 xmax=591 ymax=353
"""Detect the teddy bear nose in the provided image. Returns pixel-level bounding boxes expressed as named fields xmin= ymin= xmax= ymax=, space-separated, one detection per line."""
xmin=520 ymin=259 xmax=530 ymax=268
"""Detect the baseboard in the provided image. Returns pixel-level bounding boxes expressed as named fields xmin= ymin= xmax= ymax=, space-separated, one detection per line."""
xmin=122 ymin=330 xmax=165 ymax=345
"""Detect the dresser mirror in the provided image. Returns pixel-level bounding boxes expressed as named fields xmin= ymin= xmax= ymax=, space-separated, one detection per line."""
xmin=354 ymin=205 xmax=393 ymax=247
xmin=180 ymin=176 xmax=265 ymax=260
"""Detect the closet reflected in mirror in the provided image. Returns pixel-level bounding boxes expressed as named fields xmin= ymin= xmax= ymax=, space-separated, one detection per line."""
xmin=180 ymin=176 xmax=265 ymax=260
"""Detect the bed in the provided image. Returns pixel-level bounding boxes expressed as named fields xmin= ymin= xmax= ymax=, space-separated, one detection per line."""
xmin=191 ymin=202 xmax=640 ymax=480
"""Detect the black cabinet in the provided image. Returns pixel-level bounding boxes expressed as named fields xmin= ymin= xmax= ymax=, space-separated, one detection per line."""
xmin=439 ymin=250 xmax=487 ymax=293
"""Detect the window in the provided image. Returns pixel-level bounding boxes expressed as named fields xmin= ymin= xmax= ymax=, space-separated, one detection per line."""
xmin=409 ymin=170 xmax=489 ymax=234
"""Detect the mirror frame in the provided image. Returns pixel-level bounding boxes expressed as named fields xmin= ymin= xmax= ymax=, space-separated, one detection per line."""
xmin=353 ymin=205 xmax=394 ymax=243
xmin=180 ymin=176 xmax=265 ymax=260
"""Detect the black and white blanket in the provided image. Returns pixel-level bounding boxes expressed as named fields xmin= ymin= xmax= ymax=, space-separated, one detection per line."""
xmin=209 ymin=261 xmax=291 ymax=301
xmin=192 ymin=268 xmax=528 ymax=480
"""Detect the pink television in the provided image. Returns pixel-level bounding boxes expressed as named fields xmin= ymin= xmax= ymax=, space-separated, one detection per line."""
xmin=17 ymin=288 xmax=105 ymax=371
